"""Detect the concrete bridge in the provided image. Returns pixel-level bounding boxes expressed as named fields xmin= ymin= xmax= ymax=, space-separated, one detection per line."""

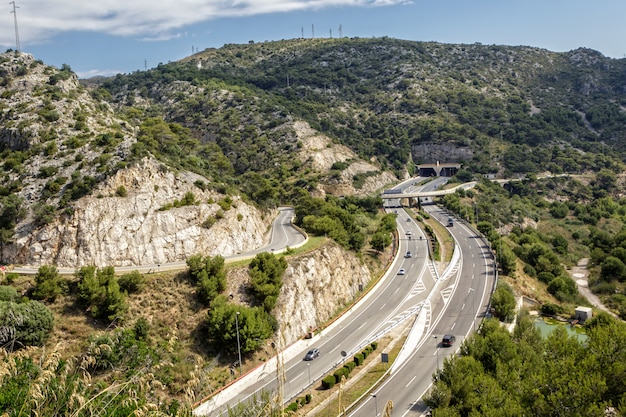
xmin=381 ymin=181 xmax=477 ymax=200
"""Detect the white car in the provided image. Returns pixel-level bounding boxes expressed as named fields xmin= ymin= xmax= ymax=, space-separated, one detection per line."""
xmin=405 ymin=230 xmax=412 ymax=236
xmin=398 ymin=268 xmax=406 ymax=275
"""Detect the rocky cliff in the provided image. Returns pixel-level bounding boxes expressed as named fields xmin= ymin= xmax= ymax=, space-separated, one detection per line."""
xmin=5 ymin=158 xmax=273 ymax=267
xmin=275 ymin=242 xmax=371 ymax=345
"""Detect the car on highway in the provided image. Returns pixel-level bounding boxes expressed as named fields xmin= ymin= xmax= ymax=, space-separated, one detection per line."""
xmin=441 ymin=334 xmax=456 ymax=347
xmin=405 ymin=251 xmax=412 ymax=258
xmin=303 ymin=348 xmax=320 ymax=361
xmin=405 ymin=230 xmax=412 ymax=236
xmin=447 ymin=218 xmax=454 ymax=227
xmin=398 ymin=268 xmax=406 ymax=275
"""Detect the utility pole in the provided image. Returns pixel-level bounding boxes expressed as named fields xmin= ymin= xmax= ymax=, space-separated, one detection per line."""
xmin=10 ymin=1 xmax=20 ymax=52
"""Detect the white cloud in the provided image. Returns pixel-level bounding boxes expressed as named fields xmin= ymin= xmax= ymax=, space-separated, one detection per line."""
xmin=0 ymin=0 xmax=410 ymax=47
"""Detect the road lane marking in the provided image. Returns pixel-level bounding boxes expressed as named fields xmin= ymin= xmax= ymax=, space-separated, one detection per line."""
xmin=406 ymin=376 xmax=416 ymax=388
xmin=451 ymin=322 xmax=456 ymax=330
xmin=461 ymin=303 xmax=465 ymax=310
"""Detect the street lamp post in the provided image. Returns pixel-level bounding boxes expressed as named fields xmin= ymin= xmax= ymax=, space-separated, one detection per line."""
xmin=469 ymin=287 xmax=476 ymax=331
xmin=235 ymin=311 xmax=242 ymax=376
xmin=434 ymin=336 xmax=439 ymax=372
xmin=371 ymin=394 xmax=378 ymax=417
xmin=307 ymin=363 xmax=311 ymax=393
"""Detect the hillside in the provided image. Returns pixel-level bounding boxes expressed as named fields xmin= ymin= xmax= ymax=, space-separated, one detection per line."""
xmin=3 ymin=37 xmax=626 ymax=416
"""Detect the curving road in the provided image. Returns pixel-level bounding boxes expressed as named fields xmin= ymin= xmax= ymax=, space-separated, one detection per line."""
xmin=11 ymin=206 xmax=306 ymax=276
xmin=348 ymin=202 xmax=497 ymax=416
xmin=196 ymin=177 xmax=496 ymax=416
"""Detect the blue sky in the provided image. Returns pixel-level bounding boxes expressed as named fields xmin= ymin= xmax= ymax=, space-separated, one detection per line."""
xmin=2 ymin=0 xmax=625 ymax=78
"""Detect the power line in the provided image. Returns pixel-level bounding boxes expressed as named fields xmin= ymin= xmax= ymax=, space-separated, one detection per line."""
xmin=9 ymin=1 xmax=20 ymax=52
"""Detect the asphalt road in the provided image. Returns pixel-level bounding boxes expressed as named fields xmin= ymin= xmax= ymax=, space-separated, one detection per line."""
xmin=197 ymin=177 xmax=496 ymax=416
xmin=197 ymin=207 xmax=438 ymax=415
xmin=347 ymin=203 xmax=497 ymax=417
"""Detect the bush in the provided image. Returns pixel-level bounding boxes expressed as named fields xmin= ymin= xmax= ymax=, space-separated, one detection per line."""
xmin=285 ymin=402 xmax=298 ymax=412
xmin=118 ymin=271 xmax=146 ymax=293
xmin=371 ymin=341 xmax=378 ymax=350
xmin=115 ymin=186 xmax=128 ymax=197
xmin=344 ymin=361 xmax=356 ymax=373
xmin=354 ymin=353 xmax=364 ymax=366
xmin=0 ymin=286 xmax=19 ymax=301
xmin=321 ymin=375 xmax=335 ymax=389
xmin=333 ymin=367 xmax=349 ymax=383
xmin=540 ymin=303 xmax=563 ymax=317
xmin=0 ymin=300 xmax=54 ymax=349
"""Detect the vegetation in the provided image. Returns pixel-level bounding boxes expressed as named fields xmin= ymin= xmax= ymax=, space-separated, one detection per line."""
xmin=4 ymin=37 xmax=626 ymax=415
xmin=76 ymin=266 xmax=128 ymax=322
xmin=426 ymin=313 xmax=626 ymax=416
xmin=248 ymin=252 xmax=287 ymax=312
xmin=186 ymin=254 xmax=226 ymax=305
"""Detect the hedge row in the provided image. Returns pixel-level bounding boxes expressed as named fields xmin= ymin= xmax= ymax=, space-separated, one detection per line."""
xmin=284 ymin=393 xmax=311 ymax=412
xmin=321 ymin=341 xmax=379 ymax=390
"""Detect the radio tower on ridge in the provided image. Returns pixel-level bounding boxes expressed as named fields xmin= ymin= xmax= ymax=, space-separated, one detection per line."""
xmin=10 ymin=1 xmax=20 ymax=52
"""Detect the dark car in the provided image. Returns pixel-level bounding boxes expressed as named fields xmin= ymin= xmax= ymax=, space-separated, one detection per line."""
xmin=441 ymin=334 xmax=456 ymax=347
xmin=303 ymin=348 xmax=320 ymax=361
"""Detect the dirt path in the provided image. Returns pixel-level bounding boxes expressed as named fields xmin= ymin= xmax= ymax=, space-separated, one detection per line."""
xmin=571 ymin=258 xmax=617 ymax=317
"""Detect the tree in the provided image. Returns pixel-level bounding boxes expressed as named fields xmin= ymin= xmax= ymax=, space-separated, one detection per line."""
xmin=76 ymin=266 xmax=128 ymax=321
xmin=205 ymin=296 xmax=276 ymax=355
xmin=249 ymin=252 xmax=287 ymax=312
xmin=601 ymin=256 xmax=626 ymax=282
xmin=186 ymin=254 xmax=226 ymax=304
xmin=370 ymin=231 xmax=392 ymax=252
xmin=491 ymin=283 xmax=516 ymax=322
xmin=32 ymin=265 xmax=66 ymax=302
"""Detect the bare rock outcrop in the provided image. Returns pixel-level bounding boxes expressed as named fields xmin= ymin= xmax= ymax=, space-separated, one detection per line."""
xmin=275 ymin=242 xmax=370 ymax=345
xmin=6 ymin=158 xmax=273 ymax=268
xmin=293 ymin=120 xmax=397 ymax=197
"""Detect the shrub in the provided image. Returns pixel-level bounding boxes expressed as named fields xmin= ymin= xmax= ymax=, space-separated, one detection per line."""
xmin=0 ymin=300 xmax=54 ymax=348
xmin=118 ymin=271 xmax=146 ymax=293
xmin=0 ymin=285 xmax=19 ymax=301
xmin=354 ymin=353 xmax=364 ymax=366
xmin=371 ymin=341 xmax=378 ymax=350
xmin=115 ymin=186 xmax=128 ymax=197
xmin=285 ymin=402 xmax=298 ymax=412
xmin=344 ymin=361 xmax=356 ymax=373
xmin=333 ymin=367 xmax=349 ymax=383
xmin=321 ymin=375 xmax=335 ymax=389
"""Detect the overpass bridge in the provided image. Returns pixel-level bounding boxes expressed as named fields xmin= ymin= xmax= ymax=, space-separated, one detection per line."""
xmin=381 ymin=181 xmax=477 ymax=200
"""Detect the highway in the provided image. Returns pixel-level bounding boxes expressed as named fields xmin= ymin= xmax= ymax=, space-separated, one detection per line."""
xmin=197 ymin=176 xmax=496 ymax=416
xmin=195 ymin=204 xmax=438 ymax=415
xmin=348 ymin=201 xmax=497 ymax=416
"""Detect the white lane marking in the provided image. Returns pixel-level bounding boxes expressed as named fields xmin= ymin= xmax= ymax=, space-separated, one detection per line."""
xmin=461 ymin=303 xmax=465 ymax=310
xmin=406 ymin=376 xmax=417 ymax=388
xmin=451 ymin=322 xmax=456 ymax=330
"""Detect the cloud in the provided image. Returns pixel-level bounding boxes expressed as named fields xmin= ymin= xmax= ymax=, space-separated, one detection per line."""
xmin=0 ymin=0 xmax=410 ymax=47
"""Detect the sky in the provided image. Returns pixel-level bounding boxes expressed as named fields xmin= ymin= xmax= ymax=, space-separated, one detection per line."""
xmin=1 ymin=0 xmax=625 ymax=79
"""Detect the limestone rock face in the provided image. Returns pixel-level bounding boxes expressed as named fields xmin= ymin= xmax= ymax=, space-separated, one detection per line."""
xmin=275 ymin=242 xmax=370 ymax=345
xmin=293 ymin=120 xmax=397 ymax=197
xmin=6 ymin=158 xmax=273 ymax=268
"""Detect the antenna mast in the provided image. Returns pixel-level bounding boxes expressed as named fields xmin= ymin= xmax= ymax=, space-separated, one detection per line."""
xmin=339 ymin=24 xmax=342 ymax=38
xmin=10 ymin=1 xmax=20 ymax=52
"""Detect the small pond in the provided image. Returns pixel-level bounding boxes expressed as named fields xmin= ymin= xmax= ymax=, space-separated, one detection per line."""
xmin=533 ymin=317 xmax=588 ymax=343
